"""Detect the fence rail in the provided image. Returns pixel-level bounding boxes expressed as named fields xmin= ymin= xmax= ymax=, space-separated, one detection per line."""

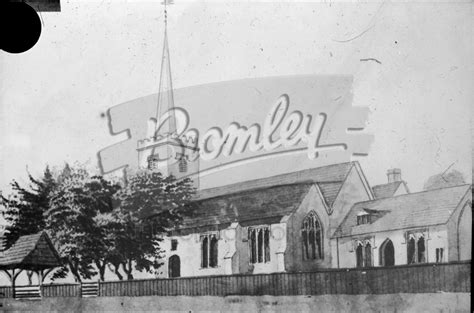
xmin=0 ymin=261 xmax=470 ymax=299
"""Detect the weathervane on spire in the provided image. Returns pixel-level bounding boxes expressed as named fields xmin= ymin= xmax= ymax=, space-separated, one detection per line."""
xmin=136 ymin=0 xmax=200 ymax=188
xmin=155 ymin=0 xmax=176 ymax=139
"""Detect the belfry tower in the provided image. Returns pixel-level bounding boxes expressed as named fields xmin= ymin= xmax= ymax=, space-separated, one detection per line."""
xmin=137 ymin=0 xmax=199 ymax=187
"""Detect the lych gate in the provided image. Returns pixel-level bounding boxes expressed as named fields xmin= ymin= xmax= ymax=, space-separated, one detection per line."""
xmin=0 ymin=232 xmax=61 ymax=299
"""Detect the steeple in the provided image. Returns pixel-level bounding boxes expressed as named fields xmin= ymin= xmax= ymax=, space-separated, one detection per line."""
xmin=136 ymin=0 xmax=200 ymax=188
xmin=155 ymin=0 xmax=176 ymax=139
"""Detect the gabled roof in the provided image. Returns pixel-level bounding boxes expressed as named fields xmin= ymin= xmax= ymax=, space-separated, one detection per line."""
xmin=332 ymin=184 xmax=471 ymax=238
xmin=0 ymin=232 xmax=61 ymax=270
xmin=179 ymin=184 xmax=313 ymax=231
xmin=175 ymin=162 xmax=357 ymax=233
xmin=197 ymin=162 xmax=354 ymax=201
xmin=317 ymin=182 xmax=344 ymax=207
xmin=372 ymin=181 xmax=406 ymax=199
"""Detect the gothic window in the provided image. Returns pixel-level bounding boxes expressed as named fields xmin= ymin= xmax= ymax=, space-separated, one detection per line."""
xmin=202 ymin=236 xmax=208 ymax=268
xmin=417 ymin=236 xmax=426 ymax=263
xmin=302 ymin=211 xmax=323 ymax=260
xmin=168 ymin=255 xmax=180 ymax=278
xmin=356 ymin=243 xmax=364 ymax=268
xmin=406 ymin=232 xmax=427 ymax=264
xmin=407 ymin=236 xmax=416 ymax=264
xmin=248 ymin=226 xmax=270 ymax=264
xmin=250 ymin=229 xmax=257 ymax=264
xmin=201 ymin=234 xmax=218 ymax=268
xmin=210 ymin=236 xmax=218 ymax=267
xmin=264 ymin=228 xmax=270 ymax=262
xmin=364 ymin=243 xmax=372 ymax=267
xmin=380 ymin=239 xmax=395 ymax=266
xmin=355 ymin=240 xmax=373 ymax=268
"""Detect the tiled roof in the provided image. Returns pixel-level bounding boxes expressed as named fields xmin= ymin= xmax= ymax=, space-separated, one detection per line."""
xmin=333 ymin=184 xmax=471 ymax=238
xmin=180 ymin=184 xmax=313 ymax=230
xmin=0 ymin=232 xmax=61 ymax=270
xmin=174 ymin=163 xmax=356 ymax=232
xmin=372 ymin=181 xmax=404 ymax=199
xmin=317 ymin=182 xmax=344 ymax=207
xmin=197 ymin=162 xmax=354 ymax=201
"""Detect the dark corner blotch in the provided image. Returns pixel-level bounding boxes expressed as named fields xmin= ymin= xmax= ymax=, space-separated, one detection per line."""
xmin=22 ymin=0 xmax=61 ymax=12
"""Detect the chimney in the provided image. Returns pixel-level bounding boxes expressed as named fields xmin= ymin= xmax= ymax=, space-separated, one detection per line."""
xmin=387 ymin=168 xmax=402 ymax=183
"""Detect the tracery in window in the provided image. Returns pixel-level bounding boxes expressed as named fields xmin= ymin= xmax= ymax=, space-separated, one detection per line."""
xmin=201 ymin=234 xmax=218 ymax=268
xmin=355 ymin=240 xmax=373 ymax=268
xmin=406 ymin=232 xmax=427 ymax=264
xmin=248 ymin=226 xmax=270 ymax=264
xmin=302 ymin=211 xmax=323 ymax=260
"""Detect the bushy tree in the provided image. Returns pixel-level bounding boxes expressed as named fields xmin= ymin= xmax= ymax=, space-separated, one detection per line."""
xmin=423 ymin=169 xmax=466 ymax=190
xmin=0 ymin=166 xmax=57 ymax=284
xmin=2 ymin=162 xmax=196 ymax=283
xmin=112 ymin=171 xmax=196 ymax=280
xmin=46 ymin=167 xmax=122 ymax=282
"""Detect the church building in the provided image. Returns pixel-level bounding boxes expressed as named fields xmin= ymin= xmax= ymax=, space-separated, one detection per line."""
xmin=142 ymin=6 xmax=471 ymax=279
xmin=159 ymin=165 xmax=471 ymax=278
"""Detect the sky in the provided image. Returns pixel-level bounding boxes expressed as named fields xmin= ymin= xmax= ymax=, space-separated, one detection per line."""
xmin=0 ymin=0 xmax=472 ymax=196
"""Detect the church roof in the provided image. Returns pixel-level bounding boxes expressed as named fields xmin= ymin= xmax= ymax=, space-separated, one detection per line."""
xmin=372 ymin=181 xmax=405 ymax=199
xmin=0 ymin=232 xmax=61 ymax=270
xmin=197 ymin=162 xmax=354 ymax=201
xmin=332 ymin=184 xmax=471 ymax=238
xmin=174 ymin=162 xmax=356 ymax=233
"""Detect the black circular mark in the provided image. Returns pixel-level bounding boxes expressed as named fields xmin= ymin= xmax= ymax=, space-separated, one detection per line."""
xmin=395 ymin=41 xmax=398 ymax=44
xmin=0 ymin=3 xmax=42 ymax=54
xmin=100 ymin=112 xmax=106 ymax=118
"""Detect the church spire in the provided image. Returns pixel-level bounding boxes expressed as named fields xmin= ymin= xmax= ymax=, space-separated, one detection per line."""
xmin=155 ymin=0 xmax=176 ymax=139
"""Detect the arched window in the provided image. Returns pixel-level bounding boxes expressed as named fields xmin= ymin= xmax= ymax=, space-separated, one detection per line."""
xmin=264 ymin=228 xmax=270 ymax=262
xmin=407 ymin=236 xmax=416 ymax=264
xmin=302 ymin=211 xmax=323 ymax=260
xmin=201 ymin=234 xmax=218 ymax=268
xmin=209 ymin=236 xmax=218 ymax=267
xmin=417 ymin=236 xmax=426 ymax=263
xmin=364 ymin=243 xmax=372 ymax=267
xmin=355 ymin=240 xmax=373 ymax=268
xmin=248 ymin=226 xmax=270 ymax=264
xmin=257 ymin=229 xmax=264 ymax=263
xmin=202 ymin=236 xmax=209 ymax=268
xmin=406 ymin=233 xmax=427 ymax=264
xmin=169 ymin=255 xmax=181 ymax=278
xmin=380 ymin=239 xmax=395 ymax=266
xmin=250 ymin=229 xmax=257 ymax=264
xmin=356 ymin=243 xmax=364 ymax=268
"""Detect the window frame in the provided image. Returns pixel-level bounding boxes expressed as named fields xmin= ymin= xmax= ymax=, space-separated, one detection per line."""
xmin=301 ymin=211 xmax=324 ymax=261
xmin=248 ymin=226 xmax=271 ymax=265
xmin=170 ymin=239 xmax=178 ymax=251
xmin=200 ymin=233 xmax=219 ymax=269
xmin=405 ymin=230 xmax=428 ymax=265
xmin=354 ymin=238 xmax=374 ymax=268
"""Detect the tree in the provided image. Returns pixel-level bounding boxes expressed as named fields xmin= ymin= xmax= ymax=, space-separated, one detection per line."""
xmin=423 ymin=169 xmax=466 ymax=191
xmin=0 ymin=166 xmax=57 ymax=284
xmin=45 ymin=166 xmax=122 ymax=282
xmin=112 ymin=171 xmax=196 ymax=280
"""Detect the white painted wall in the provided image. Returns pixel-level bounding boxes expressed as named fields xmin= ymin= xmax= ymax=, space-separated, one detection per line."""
xmin=158 ymin=221 xmax=288 ymax=278
xmin=333 ymin=225 xmax=449 ymax=268
xmin=158 ymin=224 xmax=238 ymax=278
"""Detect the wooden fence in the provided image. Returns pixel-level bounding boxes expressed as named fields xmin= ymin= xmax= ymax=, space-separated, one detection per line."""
xmin=0 ymin=261 xmax=470 ymax=299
